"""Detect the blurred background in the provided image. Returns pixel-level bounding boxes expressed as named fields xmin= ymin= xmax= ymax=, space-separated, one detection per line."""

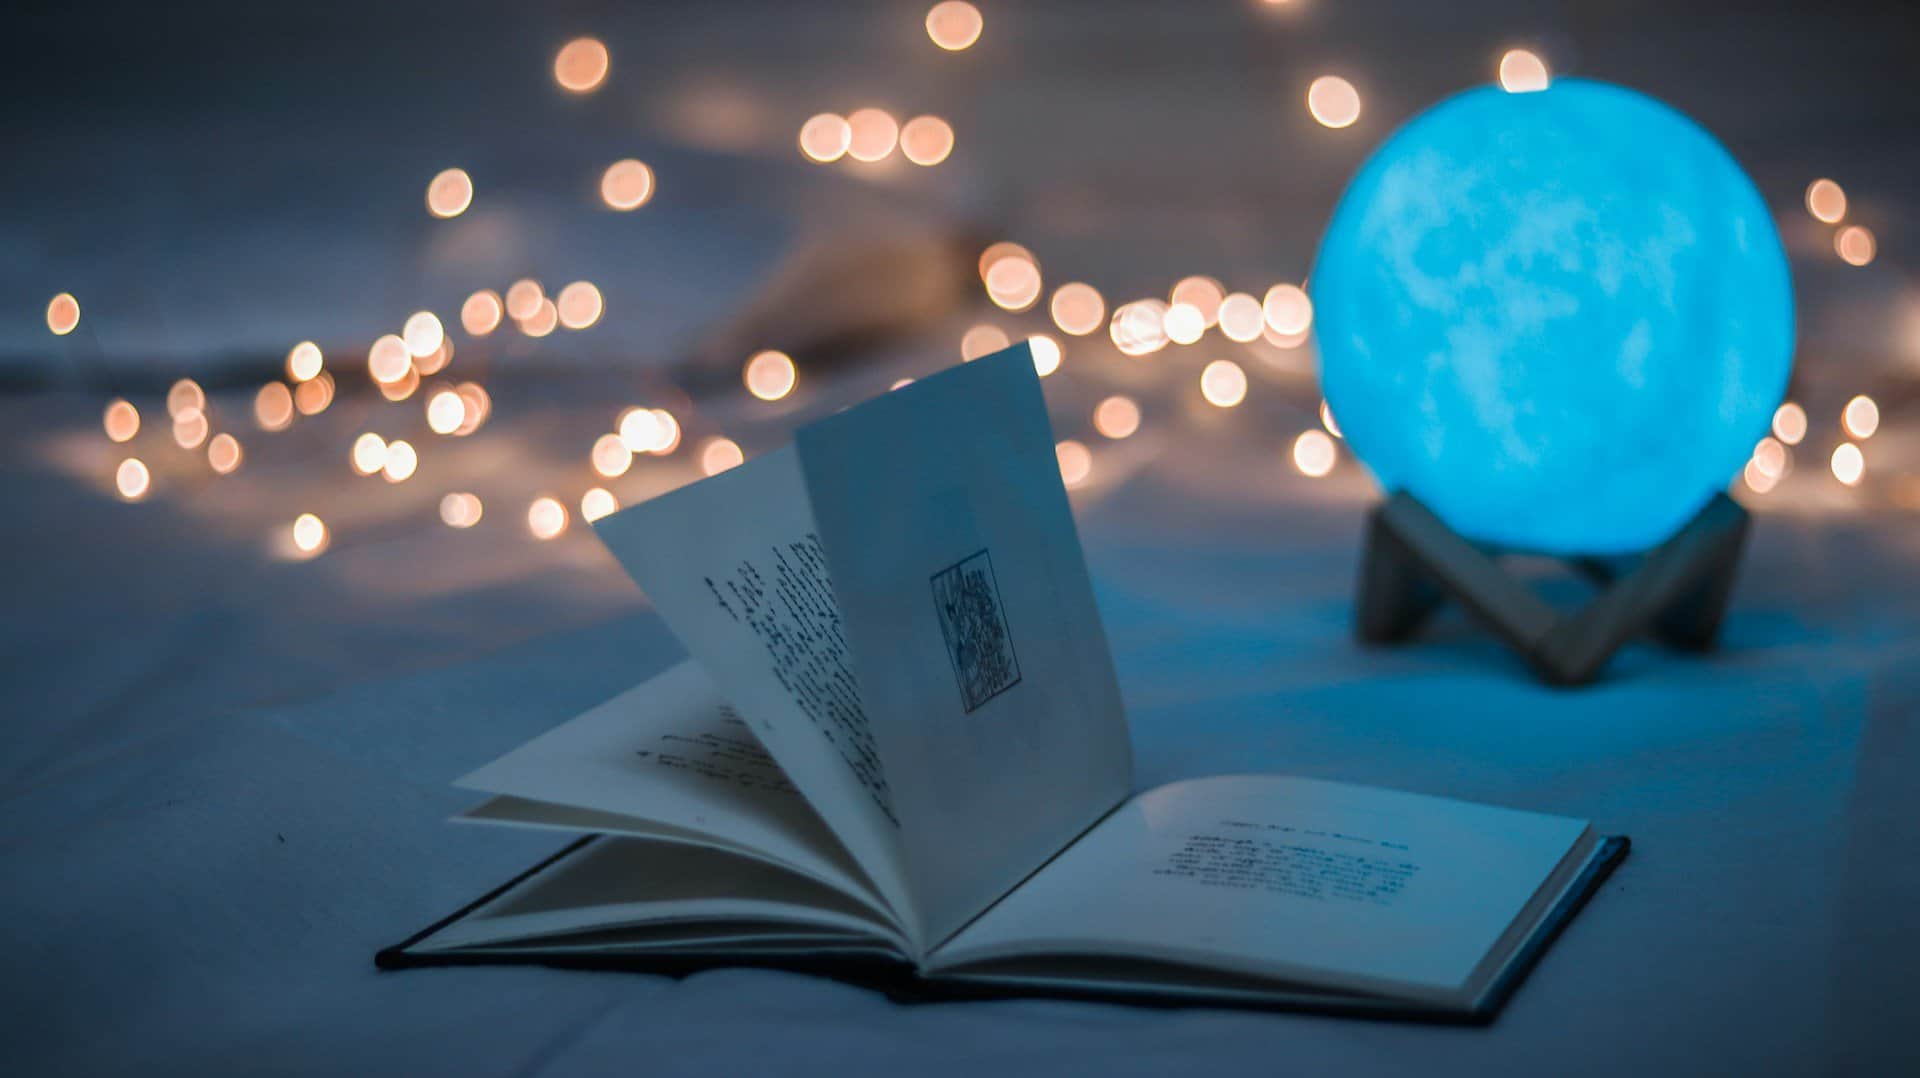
xmin=4 ymin=0 xmax=1917 ymax=763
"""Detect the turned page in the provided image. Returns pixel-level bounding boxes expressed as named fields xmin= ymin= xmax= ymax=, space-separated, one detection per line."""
xmin=928 ymin=775 xmax=1590 ymax=1001
xmin=795 ymin=346 xmax=1134 ymax=948
xmin=592 ymin=447 xmax=915 ymax=935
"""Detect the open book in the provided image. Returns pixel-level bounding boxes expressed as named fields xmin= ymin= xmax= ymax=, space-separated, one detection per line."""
xmin=379 ymin=345 xmax=1628 ymax=1021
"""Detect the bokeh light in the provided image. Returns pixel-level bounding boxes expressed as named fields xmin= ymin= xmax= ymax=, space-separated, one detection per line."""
xmin=649 ymin=409 xmax=682 ymax=455
xmin=1835 ymin=226 xmax=1876 ymax=266
xmin=172 ymin=410 xmax=209 ymax=450
xmin=1055 ymin=440 xmax=1092 ymax=488
xmin=1217 ymin=292 xmax=1264 ymax=342
xmin=414 ymin=339 xmax=452 ymax=377
xmin=592 ymin=432 xmax=633 ymax=477
xmin=462 ymin=290 xmax=503 ymax=336
xmin=556 ymin=281 xmax=604 ymax=329
xmin=116 ymin=458 xmax=149 ymax=501
xmin=701 ymin=437 xmax=745 ymax=475
xmin=1200 ymin=359 xmax=1249 ymax=407
xmin=207 ymin=433 xmax=242 ymax=475
xmin=1163 ymin=303 xmax=1205 ymax=345
xmin=286 ymin=341 xmax=323 ymax=382
xmin=1110 ymin=300 xmax=1169 ymax=356
xmin=1307 ymin=76 xmax=1362 ymax=128
xmin=618 ymin=407 xmax=663 ymax=453
xmin=368 ymin=334 xmax=411 ymax=383
xmin=1050 ymin=283 xmax=1105 ymax=336
xmin=1805 ymin=179 xmax=1847 ymax=224
xmin=402 ymin=311 xmax=445 ymax=358
xmin=167 ymin=379 xmax=205 ymax=420
xmin=799 ymin=114 xmax=852 ymax=163
xmin=520 ymin=298 xmax=559 ymax=337
xmin=47 ymin=293 xmax=80 ymax=335
xmin=961 ymin=324 xmax=1011 ymax=361
xmin=1843 ymin=394 xmax=1880 ymax=439
xmin=382 ymin=439 xmax=418 ymax=483
xmin=1498 ymin=49 xmax=1550 ymax=93
xmin=1320 ymin=399 xmax=1343 ymax=438
xmin=254 ymin=383 xmax=293 ymax=431
xmin=581 ymin=487 xmax=619 ymax=523
xmin=1028 ymin=334 xmax=1062 ymax=377
xmin=601 ymin=160 xmax=655 ymax=210
xmin=292 ymin=513 xmax=328 ymax=555
xmin=1772 ymin=401 xmax=1807 ymax=445
xmin=505 ymin=279 xmax=545 ymax=321
xmin=1831 ymin=442 xmax=1865 ymax=486
xmin=846 ymin=108 xmax=900 ymax=162
xmin=104 ymin=399 xmax=139 ymax=443
xmin=977 ymin=242 xmax=1036 ymax=281
xmin=1293 ymin=430 xmax=1337 ymax=477
xmin=1170 ymin=276 xmax=1225 ymax=327
xmin=985 ymin=255 xmax=1042 ymax=311
xmin=426 ymin=169 xmax=473 ymax=218
xmin=1262 ymin=284 xmax=1313 ymax=336
xmin=293 ymin=371 xmax=334 ymax=415
xmin=426 ymin=389 xmax=466 ymax=435
xmin=900 ymin=116 xmax=955 ymax=166
xmin=453 ymin=383 xmax=490 ymax=435
xmin=1743 ymin=459 xmax=1778 ymax=495
xmin=377 ymin=365 xmax=421 ymax=402
xmin=554 ymin=37 xmax=610 ymax=94
xmin=926 ymin=2 xmax=984 ymax=51
xmin=351 ymin=432 xmax=388 ymax=476
xmin=528 ymin=496 xmax=569 ymax=540
xmin=1093 ymin=396 xmax=1141 ymax=439
xmin=745 ymin=350 xmax=797 ymax=400
xmin=440 ymin=493 xmax=483 ymax=529
xmin=1751 ymin=436 xmax=1787 ymax=480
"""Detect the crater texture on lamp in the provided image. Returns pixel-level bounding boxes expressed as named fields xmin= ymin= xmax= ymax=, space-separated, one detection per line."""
xmin=1312 ymin=79 xmax=1793 ymax=555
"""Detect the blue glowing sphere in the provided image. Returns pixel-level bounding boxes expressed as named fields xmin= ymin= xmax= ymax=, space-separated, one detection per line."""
xmin=1312 ymin=79 xmax=1793 ymax=555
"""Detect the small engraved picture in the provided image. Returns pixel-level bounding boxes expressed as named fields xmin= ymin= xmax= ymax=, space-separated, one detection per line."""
xmin=930 ymin=548 xmax=1021 ymax=712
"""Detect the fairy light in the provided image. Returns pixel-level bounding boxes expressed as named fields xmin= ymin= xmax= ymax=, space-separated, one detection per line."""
xmin=520 ymin=298 xmax=559 ymax=337
xmin=47 ymin=293 xmax=80 ymax=336
xmin=581 ymin=487 xmax=619 ymax=523
xmin=1320 ymin=399 xmax=1342 ymax=438
xmin=1743 ymin=459 xmax=1777 ymax=495
xmin=368 ymin=335 xmax=411 ymax=384
xmin=617 ymin=408 xmax=663 ymax=453
xmin=1200 ymin=359 xmax=1249 ymax=407
xmin=382 ymin=439 xmax=418 ymax=483
xmin=351 ymin=433 xmax=388 ymax=476
xmin=899 ymin=116 xmax=955 ymax=166
xmin=426 ymin=169 xmax=473 ymax=218
xmin=103 ymin=399 xmax=139 ymax=443
xmin=1093 ymin=396 xmax=1141 ymax=439
xmin=1293 ymin=430 xmax=1337 ymax=477
xmin=402 ymin=312 xmax=445 ymax=358
xmin=1843 ymin=395 xmax=1880 ymax=439
xmin=461 ymin=290 xmax=503 ymax=336
xmin=649 ymin=409 xmax=682 ymax=455
xmin=978 ymin=242 xmax=1036 ymax=281
xmin=528 ymin=496 xmax=569 ymax=540
xmin=292 ymin=513 xmax=328 ymax=554
xmin=1055 ymin=440 xmax=1093 ymax=489
xmin=207 ymin=433 xmax=243 ymax=475
xmin=286 ymin=341 xmax=323 ymax=382
xmin=294 ymin=372 xmax=334 ymax=416
xmin=1262 ymin=284 xmax=1312 ymax=336
xmin=1771 ymin=401 xmax=1807 ymax=445
xmin=453 ymin=383 xmax=490 ymax=435
xmin=592 ymin=432 xmax=633 ymax=477
xmin=1831 ymin=443 xmax=1865 ymax=486
xmin=426 ymin=390 xmax=466 ymax=435
xmin=1170 ymin=277 xmax=1225 ymax=327
xmin=985 ymin=256 xmax=1042 ymax=311
xmin=1498 ymin=49 xmax=1550 ymax=93
xmin=415 ymin=340 xmax=452 ymax=377
xmin=378 ymin=365 xmax=421 ymax=402
xmin=1805 ymin=179 xmax=1847 ymax=224
xmin=1217 ymin=293 xmax=1263 ymax=343
xmin=799 ymin=114 xmax=852 ymax=163
xmin=116 ymin=458 xmax=150 ymax=500
xmin=925 ymin=2 xmax=983 ymax=51
xmin=505 ymin=279 xmax=544 ymax=321
xmin=846 ymin=108 xmax=900 ymax=163
xmin=172 ymin=410 xmax=209 ymax=450
xmin=167 ymin=379 xmax=205 ymax=420
xmin=1050 ymin=283 xmax=1106 ymax=337
xmin=1751 ymin=436 xmax=1788 ymax=480
xmin=554 ymin=37 xmax=610 ymax=94
xmin=601 ymin=160 xmax=655 ymax=210
xmin=1163 ymin=304 xmax=1205 ymax=345
xmin=1307 ymin=76 xmax=1361 ymax=128
xmin=1028 ymin=334 xmax=1063 ymax=377
xmin=961 ymin=324 xmax=1011 ymax=361
xmin=440 ymin=493 xmax=483 ymax=529
xmin=1836 ymin=226 xmax=1876 ymax=266
xmin=1110 ymin=300 xmax=1169 ymax=356
xmin=556 ymin=281 xmax=604 ymax=330
xmin=745 ymin=350 xmax=797 ymax=401
xmin=700 ymin=437 xmax=745 ymax=475
xmin=250 ymin=383 xmax=291 ymax=432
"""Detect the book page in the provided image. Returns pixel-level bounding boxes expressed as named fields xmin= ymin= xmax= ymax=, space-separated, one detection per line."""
xmin=927 ymin=775 xmax=1589 ymax=1001
xmin=452 ymin=661 xmax=880 ymax=911
xmin=591 ymin=448 xmax=915 ymax=940
xmin=794 ymin=346 xmax=1133 ymax=947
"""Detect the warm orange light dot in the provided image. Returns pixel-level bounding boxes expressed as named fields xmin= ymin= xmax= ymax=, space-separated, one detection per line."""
xmin=592 ymin=432 xmax=633 ymax=477
xmin=286 ymin=340 xmax=323 ymax=382
xmin=556 ymin=281 xmax=604 ymax=330
xmin=103 ymin=399 xmax=139 ymax=443
xmin=1293 ymin=430 xmax=1337 ymax=477
xmin=601 ymin=160 xmax=654 ymax=211
xmin=414 ymin=339 xmax=452 ymax=377
xmin=167 ymin=379 xmax=206 ymax=420
xmin=926 ymin=2 xmax=983 ymax=50
xmin=985 ymin=256 xmax=1042 ymax=311
xmin=292 ymin=513 xmax=328 ymax=554
xmin=1109 ymin=300 xmax=1169 ymax=356
xmin=402 ymin=312 xmax=444 ymax=358
xmin=426 ymin=169 xmax=474 ymax=218
xmin=453 ymin=382 xmax=490 ymax=435
xmin=1751 ymin=436 xmax=1788 ymax=480
xmin=1262 ymin=284 xmax=1313 ymax=336
xmin=1498 ymin=49 xmax=1550 ymax=93
xmin=519 ymin=298 xmax=558 ymax=337
xmin=172 ymin=410 xmax=208 ymax=450
xmin=1831 ymin=442 xmax=1865 ymax=486
xmin=1093 ymin=396 xmax=1141 ymax=440
xmin=1320 ymin=399 xmax=1343 ymax=439
xmin=461 ymin=290 xmax=503 ymax=336
xmin=1805 ymin=179 xmax=1847 ymax=224
xmin=253 ymin=383 xmax=293 ymax=432
xmin=978 ymin=242 xmax=1036 ymax=282
xmin=745 ymin=351 xmax=797 ymax=400
xmin=799 ymin=114 xmax=852 ymax=163
xmin=1217 ymin=293 xmax=1264 ymax=343
xmin=581 ymin=487 xmax=619 ymax=523
xmin=293 ymin=372 xmax=334 ymax=416
xmin=368 ymin=334 xmax=411 ymax=383
xmin=382 ymin=439 xmax=418 ymax=483
xmin=207 ymin=433 xmax=242 ymax=475
xmin=528 ymin=496 xmax=569 ymax=540
xmin=1843 ymin=395 xmax=1880 ymax=440
xmin=1169 ymin=277 xmax=1225 ymax=327
xmin=1028 ymin=334 xmax=1062 ymax=377
xmin=617 ymin=407 xmax=663 ymax=453
xmin=1743 ymin=459 xmax=1778 ymax=495
xmin=1050 ymin=283 xmax=1105 ymax=336
xmin=961 ymin=324 xmax=1011 ymax=361
xmin=351 ymin=433 xmax=388 ymax=476
xmin=1307 ymin=76 xmax=1362 ymax=128
xmin=504 ymin=279 xmax=544 ymax=321
xmin=377 ymin=364 xmax=420 ymax=402
xmin=846 ymin=109 xmax=899 ymax=163
xmin=1771 ymin=402 xmax=1806 ymax=445
xmin=440 ymin=492 xmax=483 ymax=529
xmin=1055 ymin=440 xmax=1092 ymax=489
xmin=47 ymin=293 xmax=80 ymax=336
xmin=1200 ymin=359 xmax=1249 ymax=407
xmin=649 ymin=409 xmax=681 ymax=455
xmin=701 ymin=437 xmax=745 ymax=475
xmin=1163 ymin=303 xmax=1205 ymax=345
xmin=1836 ymin=226 xmax=1876 ymax=266
xmin=554 ymin=37 xmax=610 ymax=94
xmin=899 ymin=115 xmax=955 ymax=166
xmin=426 ymin=390 xmax=466 ymax=435
xmin=116 ymin=458 xmax=150 ymax=500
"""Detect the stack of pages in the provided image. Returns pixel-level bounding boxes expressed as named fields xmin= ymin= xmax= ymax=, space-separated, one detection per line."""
xmin=381 ymin=346 xmax=1626 ymax=1021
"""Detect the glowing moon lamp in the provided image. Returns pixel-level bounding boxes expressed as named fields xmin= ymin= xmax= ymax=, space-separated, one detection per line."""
xmin=1312 ymin=79 xmax=1793 ymax=556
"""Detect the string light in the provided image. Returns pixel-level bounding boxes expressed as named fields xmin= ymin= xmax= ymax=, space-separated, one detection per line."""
xmin=581 ymin=487 xmax=619 ymax=523
xmin=977 ymin=242 xmax=1036 ymax=281
xmin=1110 ymin=300 xmax=1169 ymax=356
xmin=440 ymin=492 xmax=483 ymax=529
xmin=1498 ymin=49 xmax=1550 ymax=93
xmin=292 ymin=513 xmax=328 ymax=555
xmin=1163 ymin=303 xmax=1205 ymax=345
xmin=601 ymin=160 xmax=655 ymax=210
xmin=1831 ymin=443 xmax=1865 ymax=486
xmin=402 ymin=312 xmax=445 ymax=357
xmin=1771 ymin=401 xmax=1807 ymax=445
xmin=701 ymin=437 xmax=745 ymax=475
xmin=1217 ymin=293 xmax=1264 ymax=343
xmin=426 ymin=169 xmax=473 ymax=218
xmin=461 ymin=290 xmax=503 ymax=336
xmin=554 ymin=37 xmax=610 ymax=94
xmin=1843 ymin=395 xmax=1880 ymax=439
xmin=1200 ymin=359 xmax=1249 ymax=407
xmin=426 ymin=390 xmax=466 ymax=435
xmin=116 ymin=458 xmax=149 ymax=500
xmin=556 ymin=281 xmax=604 ymax=329
xmin=925 ymin=2 xmax=983 ymax=51
xmin=846 ymin=108 xmax=900 ymax=162
xmin=1307 ymin=76 xmax=1362 ymax=128
xmin=1262 ymin=284 xmax=1312 ymax=336
xmin=528 ymin=496 xmax=569 ymax=540
xmin=592 ymin=432 xmax=633 ymax=477
xmin=650 ymin=409 xmax=682 ymax=454
xmin=1751 ymin=436 xmax=1788 ymax=480
xmin=1028 ymin=334 xmax=1063 ymax=377
xmin=505 ymin=279 xmax=545 ymax=321
xmin=47 ymin=293 xmax=80 ymax=335
xmin=415 ymin=340 xmax=452 ymax=376
xmin=1055 ymin=440 xmax=1093 ymax=488
xmin=1293 ymin=430 xmax=1337 ymax=477
xmin=254 ymin=383 xmax=293 ymax=431
xmin=899 ymin=116 xmax=955 ymax=165
xmin=172 ymin=410 xmax=209 ymax=450
xmin=1743 ymin=459 xmax=1777 ymax=495
xmin=519 ymin=298 xmax=559 ymax=337
xmin=351 ymin=433 xmax=388 ymax=476
xmin=800 ymin=114 xmax=853 ymax=163
xmin=286 ymin=341 xmax=323 ymax=382
xmin=961 ymin=324 xmax=1011 ymax=361
xmin=167 ymin=379 xmax=205 ymax=420
xmin=382 ymin=439 xmax=418 ymax=483
xmin=293 ymin=371 xmax=334 ymax=415
xmin=453 ymin=383 xmax=490 ymax=435
xmin=104 ymin=400 xmax=139 ymax=443
xmin=377 ymin=365 xmax=421 ymax=402
xmin=1051 ymin=283 xmax=1105 ymax=337
xmin=207 ymin=433 xmax=243 ymax=475
xmin=1805 ymin=179 xmax=1847 ymax=224
xmin=368 ymin=335 xmax=411 ymax=383
xmin=1093 ymin=396 xmax=1141 ymax=439
xmin=1835 ymin=226 xmax=1876 ymax=266
xmin=745 ymin=350 xmax=797 ymax=400
xmin=1169 ymin=277 xmax=1225 ymax=327
xmin=618 ymin=407 xmax=663 ymax=453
